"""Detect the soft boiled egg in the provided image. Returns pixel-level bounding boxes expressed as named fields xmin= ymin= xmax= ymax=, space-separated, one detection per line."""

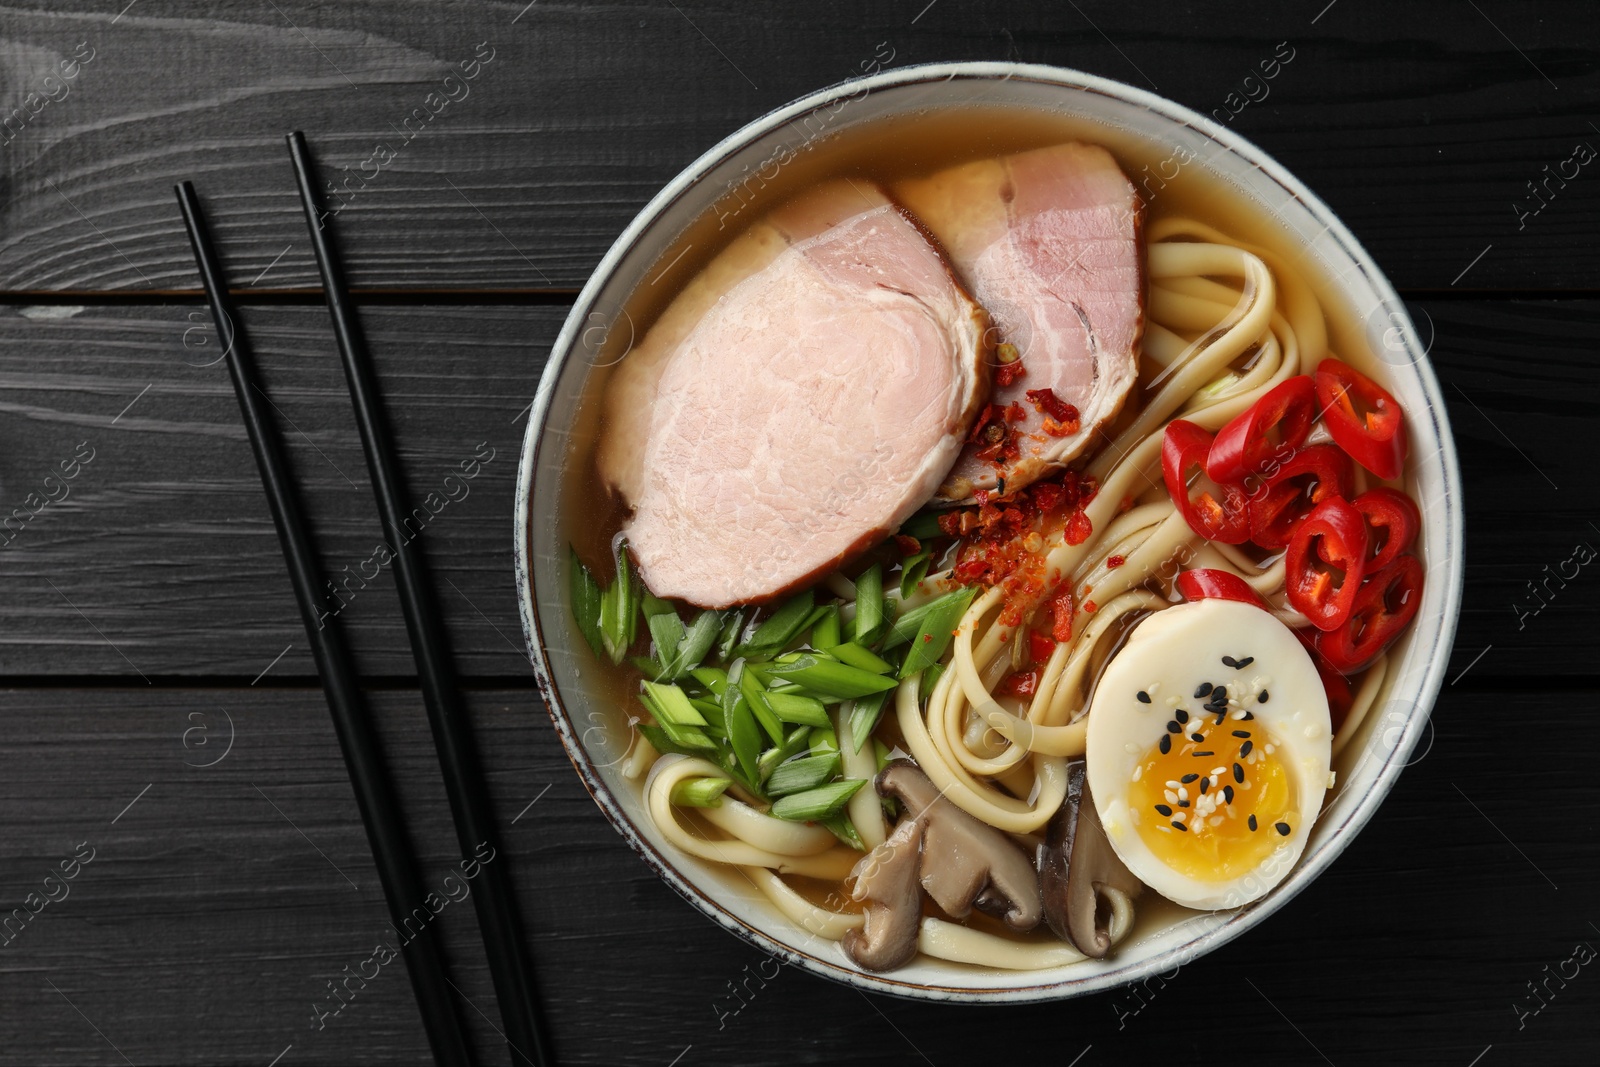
xmin=1085 ymin=598 xmax=1332 ymax=910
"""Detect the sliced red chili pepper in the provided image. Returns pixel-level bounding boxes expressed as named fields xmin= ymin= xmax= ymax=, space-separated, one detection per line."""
xmin=1175 ymin=568 xmax=1269 ymax=609
xmin=1206 ymin=375 xmax=1317 ymax=484
xmin=1028 ymin=630 xmax=1057 ymax=664
xmin=1285 ymin=495 xmax=1369 ymax=631
xmin=1247 ymin=443 xmax=1354 ymax=550
xmin=1294 ymin=626 xmax=1355 ymax=731
xmin=1351 ymin=487 xmax=1420 ymax=571
xmin=1049 ymin=586 xmax=1074 ymax=643
xmin=998 ymin=669 xmax=1039 ymax=697
xmin=1314 ymin=358 xmax=1408 ymax=480
xmin=1161 ymin=420 xmax=1251 ymax=544
xmin=1315 ymin=554 xmax=1425 ymax=673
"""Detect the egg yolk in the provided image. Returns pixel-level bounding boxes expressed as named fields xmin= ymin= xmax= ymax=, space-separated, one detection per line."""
xmin=1127 ymin=707 xmax=1297 ymax=883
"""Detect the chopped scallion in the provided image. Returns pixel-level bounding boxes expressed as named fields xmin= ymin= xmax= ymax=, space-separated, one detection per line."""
xmin=827 ymin=641 xmax=893 ymax=675
xmin=847 ymin=689 xmax=892 ymax=754
xmin=820 ymin=813 xmax=866 ymax=851
xmin=761 ymin=655 xmax=899 ymax=699
xmin=898 ymin=510 xmax=945 ymax=541
xmin=810 ymin=604 xmax=841 ymax=649
xmin=899 ymin=548 xmax=933 ymax=598
xmin=738 ymin=666 xmax=786 ymax=746
xmin=851 ymin=563 xmax=886 ymax=646
xmin=735 ymin=590 xmax=814 ymax=659
xmin=764 ymin=691 xmax=831 ymax=728
xmin=640 ymin=681 xmax=707 ymax=727
xmin=670 ymin=776 xmax=731 ymax=808
xmin=568 ymin=548 xmax=605 ymax=657
xmin=724 ymin=691 xmax=762 ymax=786
xmin=898 ymin=589 xmax=977 ymax=679
xmin=765 ymin=753 xmax=840 ymax=797
xmin=883 ymin=587 xmax=974 ymax=650
xmin=657 ymin=608 xmax=720 ymax=680
xmin=714 ymin=609 xmax=745 ymax=662
xmin=757 ymin=726 xmax=813 ymax=782
xmin=770 ymin=779 xmax=866 ymax=822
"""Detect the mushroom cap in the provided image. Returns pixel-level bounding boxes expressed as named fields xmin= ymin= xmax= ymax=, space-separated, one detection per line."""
xmin=842 ymin=816 xmax=925 ymax=972
xmin=878 ymin=760 xmax=1042 ymax=932
xmin=1040 ymin=758 xmax=1141 ymax=957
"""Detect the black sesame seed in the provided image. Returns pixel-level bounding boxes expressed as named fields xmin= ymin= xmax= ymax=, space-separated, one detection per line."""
xmin=1137 ymin=690 xmax=1152 ymax=704
xmin=1180 ymin=773 xmax=1199 ymax=783
xmin=1232 ymin=730 xmax=1251 ymax=739
xmin=1192 ymin=750 xmax=1215 ymax=757
xmin=1172 ymin=821 xmax=1188 ymax=832
xmin=1194 ymin=682 xmax=1213 ymax=698
xmin=1155 ymin=804 xmax=1172 ymax=816
xmin=1212 ymin=686 xmax=1227 ymax=702
xmin=1275 ymin=821 xmax=1291 ymax=837
xmin=1235 ymin=657 xmax=1254 ymax=668
xmin=1233 ymin=762 xmax=1245 ymax=783
xmin=1178 ymin=799 xmax=1190 ymax=808
xmin=1159 ymin=734 xmax=1171 ymax=754
xmin=1242 ymin=710 xmax=1256 ymax=720
xmin=1200 ymin=778 xmax=1210 ymax=795
xmin=1223 ymin=785 xmax=1235 ymax=804
xmin=1190 ymin=732 xmax=1205 ymax=743
xmin=1240 ymin=740 xmax=1254 ymax=757
xmin=1257 ymin=691 xmax=1269 ymax=703
xmin=1221 ymin=655 xmax=1239 ymax=669
xmin=1175 ymin=709 xmax=1189 ymax=724
xmin=1248 ymin=814 xmax=1258 ymax=831
xmin=1213 ymin=712 xmax=1227 ymax=725
xmin=1167 ymin=721 xmax=1182 ymax=734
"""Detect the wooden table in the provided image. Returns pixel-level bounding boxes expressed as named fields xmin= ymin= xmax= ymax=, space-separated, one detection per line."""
xmin=1 ymin=2 xmax=1594 ymax=1064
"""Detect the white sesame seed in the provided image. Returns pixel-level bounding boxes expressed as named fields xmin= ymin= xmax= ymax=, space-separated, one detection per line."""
xmin=1173 ymin=811 xmax=1186 ymax=823
xmin=1131 ymin=765 xmax=1142 ymax=782
xmin=1164 ymin=789 xmax=1178 ymax=804
xmin=1165 ymin=779 xmax=1180 ymax=789
xmin=1211 ymin=766 xmax=1227 ymax=776
xmin=1177 ymin=786 xmax=1189 ymax=802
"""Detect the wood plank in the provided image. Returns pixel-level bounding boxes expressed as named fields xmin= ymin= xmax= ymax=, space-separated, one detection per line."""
xmin=0 ymin=683 xmax=1591 ymax=1065
xmin=1 ymin=298 xmax=1595 ymax=680
xmin=0 ymin=301 xmax=553 ymax=679
xmin=0 ymin=2 xmax=1598 ymax=293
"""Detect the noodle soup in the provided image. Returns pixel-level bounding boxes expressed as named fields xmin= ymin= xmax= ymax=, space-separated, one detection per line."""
xmin=526 ymin=68 xmax=1454 ymax=993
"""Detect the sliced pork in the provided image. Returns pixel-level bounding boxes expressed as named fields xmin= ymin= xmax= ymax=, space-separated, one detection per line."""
xmin=895 ymin=143 xmax=1143 ymax=501
xmin=597 ymin=181 xmax=991 ymax=608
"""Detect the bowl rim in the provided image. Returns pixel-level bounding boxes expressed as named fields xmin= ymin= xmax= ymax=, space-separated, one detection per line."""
xmin=514 ymin=59 xmax=1465 ymax=1003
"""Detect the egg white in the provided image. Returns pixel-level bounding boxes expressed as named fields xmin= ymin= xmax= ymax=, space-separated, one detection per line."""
xmin=1085 ymin=598 xmax=1332 ymax=910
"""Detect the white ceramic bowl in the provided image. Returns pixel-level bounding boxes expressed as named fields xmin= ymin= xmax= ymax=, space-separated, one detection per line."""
xmin=514 ymin=61 xmax=1464 ymax=1002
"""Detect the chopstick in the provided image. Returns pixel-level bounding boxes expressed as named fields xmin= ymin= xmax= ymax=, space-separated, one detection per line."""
xmin=284 ymin=131 xmax=553 ymax=1067
xmin=174 ymin=182 xmax=477 ymax=1067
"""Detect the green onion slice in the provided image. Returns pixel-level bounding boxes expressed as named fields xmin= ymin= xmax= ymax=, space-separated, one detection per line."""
xmin=770 ymin=779 xmax=866 ymax=822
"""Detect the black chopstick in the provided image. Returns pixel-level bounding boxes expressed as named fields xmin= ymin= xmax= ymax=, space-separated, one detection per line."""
xmin=174 ymin=182 xmax=477 ymax=1067
xmin=284 ymin=131 xmax=553 ymax=1067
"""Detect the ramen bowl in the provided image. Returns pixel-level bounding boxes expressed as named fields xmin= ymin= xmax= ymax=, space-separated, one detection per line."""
xmin=514 ymin=61 xmax=1464 ymax=1002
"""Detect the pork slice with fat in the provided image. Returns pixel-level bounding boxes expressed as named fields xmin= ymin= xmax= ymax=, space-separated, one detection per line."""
xmin=597 ymin=181 xmax=991 ymax=608
xmin=896 ymin=142 xmax=1144 ymax=501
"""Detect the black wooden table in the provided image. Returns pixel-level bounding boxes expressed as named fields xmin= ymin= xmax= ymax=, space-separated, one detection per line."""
xmin=1 ymin=2 xmax=1595 ymax=1064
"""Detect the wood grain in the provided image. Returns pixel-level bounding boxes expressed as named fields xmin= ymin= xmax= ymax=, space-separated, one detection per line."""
xmin=0 ymin=684 xmax=1591 ymax=1066
xmin=0 ymin=1 xmax=1597 ymax=293
xmin=0 ymin=298 xmax=1592 ymax=680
